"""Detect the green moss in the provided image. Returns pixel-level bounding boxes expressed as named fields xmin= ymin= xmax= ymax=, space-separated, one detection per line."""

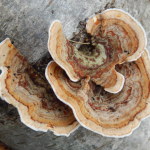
xmin=73 ymin=43 xmax=107 ymax=68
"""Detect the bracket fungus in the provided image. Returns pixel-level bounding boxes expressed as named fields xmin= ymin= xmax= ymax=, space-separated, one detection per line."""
xmin=46 ymin=49 xmax=150 ymax=137
xmin=48 ymin=9 xmax=147 ymax=93
xmin=0 ymin=38 xmax=79 ymax=136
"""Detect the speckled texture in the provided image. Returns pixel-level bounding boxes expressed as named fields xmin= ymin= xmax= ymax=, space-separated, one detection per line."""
xmin=0 ymin=0 xmax=150 ymax=150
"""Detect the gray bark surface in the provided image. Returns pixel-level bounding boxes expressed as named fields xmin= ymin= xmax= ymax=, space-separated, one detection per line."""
xmin=0 ymin=0 xmax=150 ymax=150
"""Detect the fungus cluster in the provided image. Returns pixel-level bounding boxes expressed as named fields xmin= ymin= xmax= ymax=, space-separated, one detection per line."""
xmin=46 ymin=9 xmax=150 ymax=137
xmin=0 ymin=9 xmax=150 ymax=137
xmin=48 ymin=9 xmax=146 ymax=93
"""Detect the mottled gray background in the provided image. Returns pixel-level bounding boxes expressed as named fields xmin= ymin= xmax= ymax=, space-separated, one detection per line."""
xmin=0 ymin=0 xmax=150 ymax=150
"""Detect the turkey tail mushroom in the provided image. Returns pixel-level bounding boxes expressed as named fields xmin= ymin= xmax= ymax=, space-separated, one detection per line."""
xmin=48 ymin=9 xmax=146 ymax=93
xmin=46 ymin=49 xmax=150 ymax=137
xmin=0 ymin=38 xmax=79 ymax=136
xmin=86 ymin=9 xmax=147 ymax=61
